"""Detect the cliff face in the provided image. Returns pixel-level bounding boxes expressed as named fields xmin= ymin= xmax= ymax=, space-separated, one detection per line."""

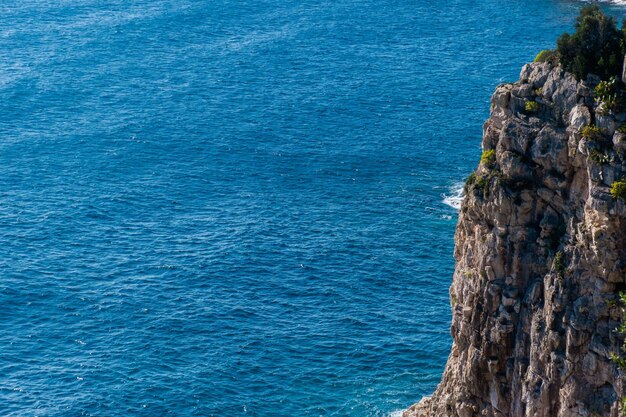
xmin=405 ymin=61 xmax=626 ymax=417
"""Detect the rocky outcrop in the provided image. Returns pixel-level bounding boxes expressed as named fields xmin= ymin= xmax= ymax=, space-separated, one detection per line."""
xmin=405 ymin=61 xmax=626 ymax=417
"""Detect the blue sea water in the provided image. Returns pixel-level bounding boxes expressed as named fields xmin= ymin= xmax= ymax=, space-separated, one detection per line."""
xmin=1 ymin=1 xmax=624 ymax=416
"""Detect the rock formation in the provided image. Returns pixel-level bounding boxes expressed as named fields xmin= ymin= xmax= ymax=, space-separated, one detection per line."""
xmin=404 ymin=61 xmax=626 ymax=416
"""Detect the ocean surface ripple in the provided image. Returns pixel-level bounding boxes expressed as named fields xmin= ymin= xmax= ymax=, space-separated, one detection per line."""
xmin=0 ymin=1 xmax=619 ymax=416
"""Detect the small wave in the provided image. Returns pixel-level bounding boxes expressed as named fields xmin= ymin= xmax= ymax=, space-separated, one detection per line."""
xmin=388 ymin=410 xmax=404 ymax=417
xmin=441 ymin=181 xmax=465 ymax=210
xmin=581 ymin=0 xmax=626 ymax=4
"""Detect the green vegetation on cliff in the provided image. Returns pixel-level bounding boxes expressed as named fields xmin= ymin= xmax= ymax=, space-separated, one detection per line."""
xmin=480 ymin=149 xmax=496 ymax=168
xmin=556 ymin=5 xmax=625 ymax=81
xmin=610 ymin=180 xmax=626 ymax=201
xmin=582 ymin=125 xmax=606 ymax=141
xmin=534 ymin=49 xmax=555 ymax=63
xmin=524 ymin=100 xmax=539 ymax=113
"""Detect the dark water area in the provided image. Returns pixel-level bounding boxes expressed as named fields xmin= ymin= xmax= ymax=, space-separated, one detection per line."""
xmin=0 ymin=1 xmax=624 ymax=416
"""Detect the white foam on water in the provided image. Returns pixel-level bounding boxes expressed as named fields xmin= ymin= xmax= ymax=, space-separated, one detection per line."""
xmin=579 ymin=0 xmax=626 ymax=4
xmin=441 ymin=181 xmax=465 ymax=210
xmin=388 ymin=410 xmax=404 ymax=417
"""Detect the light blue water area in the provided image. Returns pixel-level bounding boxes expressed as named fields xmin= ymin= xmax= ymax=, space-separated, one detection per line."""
xmin=0 ymin=1 xmax=623 ymax=416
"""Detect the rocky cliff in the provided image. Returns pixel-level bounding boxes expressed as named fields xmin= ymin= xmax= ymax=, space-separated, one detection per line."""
xmin=404 ymin=61 xmax=626 ymax=417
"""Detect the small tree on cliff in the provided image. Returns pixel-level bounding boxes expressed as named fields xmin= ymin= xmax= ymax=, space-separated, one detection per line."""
xmin=556 ymin=5 xmax=624 ymax=81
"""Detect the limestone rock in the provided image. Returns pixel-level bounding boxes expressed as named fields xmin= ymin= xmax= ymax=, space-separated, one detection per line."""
xmin=569 ymin=105 xmax=590 ymax=130
xmin=404 ymin=61 xmax=626 ymax=417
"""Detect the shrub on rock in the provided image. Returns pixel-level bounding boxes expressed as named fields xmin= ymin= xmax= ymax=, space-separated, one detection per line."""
xmin=556 ymin=5 xmax=625 ymax=81
xmin=534 ymin=50 xmax=555 ymax=63
xmin=480 ymin=149 xmax=496 ymax=168
xmin=524 ymin=101 xmax=539 ymax=113
xmin=610 ymin=179 xmax=626 ymax=201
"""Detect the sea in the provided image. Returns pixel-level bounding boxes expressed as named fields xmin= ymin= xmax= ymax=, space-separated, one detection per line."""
xmin=0 ymin=1 xmax=623 ymax=416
